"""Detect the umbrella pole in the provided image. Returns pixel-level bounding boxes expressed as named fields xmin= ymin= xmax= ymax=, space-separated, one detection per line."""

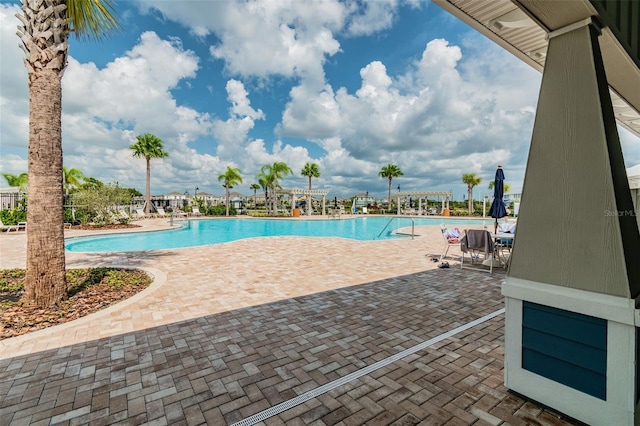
xmin=494 ymin=219 xmax=498 ymax=234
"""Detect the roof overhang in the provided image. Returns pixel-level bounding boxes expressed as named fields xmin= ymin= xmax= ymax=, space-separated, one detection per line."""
xmin=433 ymin=0 xmax=640 ymax=139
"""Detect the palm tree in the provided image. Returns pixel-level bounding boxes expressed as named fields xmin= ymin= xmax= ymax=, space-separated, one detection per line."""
xmin=62 ymin=166 xmax=86 ymax=196
xmin=130 ymin=133 xmax=169 ymax=214
xmin=218 ymin=166 xmax=243 ymax=216
xmin=81 ymin=177 xmax=104 ymax=190
xmin=301 ymin=162 xmax=320 ymax=190
xmin=488 ymin=180 xmax=511 ymax=194
xmin=17 ymin=0 xmax=119 ymax=307
xmin=378 ymin=164 xmax=403 ymax=210
xmin=301 ymin=162 xmax=320 ymax=214
xmin=249 ymin=183 xmax=260 ymax=209
xmin=2 ymin=172 xmax=29 ymax=192
xmin=261 ymin=162 xmax=293 ymax=216
xmin=256 ymin=173 xmax=272 ymax=215
xmin=462 ymin=173 xmax=482 ymax=215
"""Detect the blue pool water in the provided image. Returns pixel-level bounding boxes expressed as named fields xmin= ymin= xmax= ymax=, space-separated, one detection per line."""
xmin=65 ymin=217 xmax=484 ymax=252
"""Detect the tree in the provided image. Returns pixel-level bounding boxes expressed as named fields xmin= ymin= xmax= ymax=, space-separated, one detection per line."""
xmin=301 ymin=162 xmax=320 ymax=214
xmin=249 ymin=183 xmax=260 ymax=209
xmin=81 ymin=177 xmax=105 ymax=190
xmin=17 ymin=0 xmax=119 ymax=307
xmin=71 ymin=183 xmax=133 ymax=225
xmin=62 ymin=166 xmax=86 ymax=195
xmin=462 ymin=173 xmax=482 ymax=215
xmin=488 ymin=180 xmax=511 ymax=194
xmin=378 ymin=164 xmax=403 ymax=210
xmin=301 ymin=162 xmax=320 ymax=190
xmin=218 ymin=166 xmax=243 ymax=216
xmin=260 ymin=162 xmax=293 ymax=216
xmin=130 ymin=133 xmax=168 ymax=215
xmin=256 ymin=173 xmax=273 ymax=215
xmin=2 ymin=172 xmax=28 ymax=192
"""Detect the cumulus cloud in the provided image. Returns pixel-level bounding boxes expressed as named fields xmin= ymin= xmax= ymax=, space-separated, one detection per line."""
xmin=2 ymin=1 xmax=637 ymax=200
xmin=137 ymin=0 xmax=345 ymax=85
xmin=63 ymin=32 xmax=204 ymax=137
xmin=277 ymin=36 xmax=542 ymax=193
xmin=345 ymin=0 xmax=399 ymax=36
xmin=0 ymin=4 xmax=29 ymax=154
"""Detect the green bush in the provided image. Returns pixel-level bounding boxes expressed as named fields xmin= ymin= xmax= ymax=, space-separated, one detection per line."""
xmin=0 ymin=208 xmax=27 ymax=225
xmin=204 ymin=205 xmax=237 ymax=216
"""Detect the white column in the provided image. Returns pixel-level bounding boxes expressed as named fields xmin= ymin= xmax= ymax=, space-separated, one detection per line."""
xmin=503 ymin=18 xmax=640 ymax=425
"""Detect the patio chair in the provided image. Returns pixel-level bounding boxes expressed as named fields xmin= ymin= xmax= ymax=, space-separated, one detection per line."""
xmin=156 ymin=208 xmax=168 ymax=217
xmin=112 ymin=209 xmax=131 ymax=223
xmin=0 ymin=219 xmax=16 ymax=232
xmin=191 ymin=207 xmax=203 ymax=216
xmin=135 ymin=209 xmax=147 ymax=219
xmin=460 ymin=229 xmax=495 ymax=273
xmin=439 ymin=225 xmax=461 ymax=260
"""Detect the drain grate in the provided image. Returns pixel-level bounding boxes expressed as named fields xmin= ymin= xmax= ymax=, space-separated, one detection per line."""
xmin=232 ymin=308 xmax=505 ymax=426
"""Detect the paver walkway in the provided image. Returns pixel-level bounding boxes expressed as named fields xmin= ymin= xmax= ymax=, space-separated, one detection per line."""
xmin=0 ymin=218 xmax=580 ymax=425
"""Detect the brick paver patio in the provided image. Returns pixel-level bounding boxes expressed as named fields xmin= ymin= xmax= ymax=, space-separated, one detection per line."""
xmin=0 ymin=218 xmax=581 ymax=425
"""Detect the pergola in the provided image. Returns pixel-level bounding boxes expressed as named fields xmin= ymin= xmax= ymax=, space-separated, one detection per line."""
xmin=276 ymin=188 xmax=329 ymax=216
xmin=395 ymin=191 xmax=452 ymax=215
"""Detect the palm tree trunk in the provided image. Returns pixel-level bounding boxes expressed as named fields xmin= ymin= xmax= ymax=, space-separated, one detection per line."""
xmin=272 ymin=183 xmax=277 ymax=216
xmin=388 ymin=179 xmax=392 ymax=212
xmin=24 ymin=70 xmax=67 ymax=306
xmin=468 ymin=185 xmax=472 ymax=215
xmin=145 ymin=158 xmax=151 ymax=214
xmin=308 ymin=177 xmax=312 ymax=215
xmin=226 ymin=186 xmax=230 ymax=216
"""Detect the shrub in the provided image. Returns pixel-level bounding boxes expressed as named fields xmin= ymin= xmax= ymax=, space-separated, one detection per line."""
xmin=204 ymin=205 xmax=237 ymax=216
xmin=0 ymin=208 xmax=27 ymax=225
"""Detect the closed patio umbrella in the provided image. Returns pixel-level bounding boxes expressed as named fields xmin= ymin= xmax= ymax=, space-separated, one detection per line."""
xmin=488 ymin=165 xmax=507 ymax=234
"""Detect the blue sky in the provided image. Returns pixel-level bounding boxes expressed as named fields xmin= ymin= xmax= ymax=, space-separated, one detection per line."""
xmin=1 ymin=0 xmax=638 ymax=201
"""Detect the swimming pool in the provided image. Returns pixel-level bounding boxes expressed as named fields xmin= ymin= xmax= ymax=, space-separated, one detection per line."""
xmin=65 ymin=217 xmax=484 ymax=252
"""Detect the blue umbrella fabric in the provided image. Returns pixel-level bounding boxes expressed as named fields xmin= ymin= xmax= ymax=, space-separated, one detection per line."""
xmin=488 ymin=165 xmax=507 ymax=233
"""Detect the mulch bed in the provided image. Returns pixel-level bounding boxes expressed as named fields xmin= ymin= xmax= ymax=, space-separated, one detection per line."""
xmin=68 ymin=223 xmax=141 ymax=230
xmin=0 ymin=269 xmax=151 ymax=340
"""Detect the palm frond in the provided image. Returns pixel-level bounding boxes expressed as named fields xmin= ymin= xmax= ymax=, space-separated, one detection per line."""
xmin=67 ymin=0 xmax=120 ymax=41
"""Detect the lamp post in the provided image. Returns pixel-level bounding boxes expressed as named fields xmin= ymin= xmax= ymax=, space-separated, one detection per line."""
xmin=194 ymin=186 xmax=199 ymax=198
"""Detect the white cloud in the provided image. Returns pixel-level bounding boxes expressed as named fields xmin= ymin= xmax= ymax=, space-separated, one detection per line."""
xmin=2 ymin=1 xmax=637 ymax=200
xmin=277 ymin=36 xmax=542 ymax=194
xmin=226 ymin=80 xmax=264 ymax=120
xmin=63 ymin=31 xmax=204 ymax=136
xmin=207 ymin=1 xmax=343 ymax=85
xmin=345 ymin=0 xmax=398 ymax=36
xmin=138 ymin=0 xmax=345 ymax=84
xmin=212 ymin=80 xmax=266 ymax=161
xmin=0 ymin=4 xmax=29 ymax=156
